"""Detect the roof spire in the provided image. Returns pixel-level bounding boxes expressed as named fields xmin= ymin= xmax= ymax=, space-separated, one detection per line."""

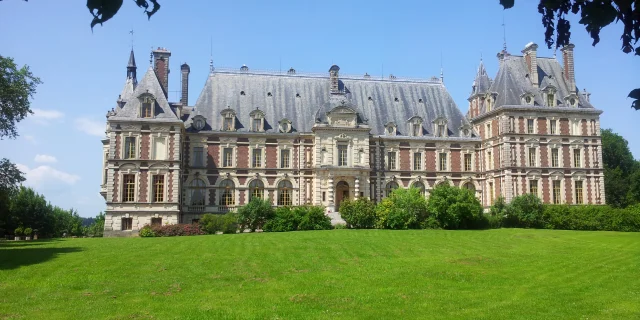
xmin=209 ymin=35 xmax=215 ymax=74
xmin=126 ymin=49 xmax=137 ymax=86
xmin=440 ymin=50 xmax=444 ymax=84
xmin=502 ymin=12 xmax=508 ymax=52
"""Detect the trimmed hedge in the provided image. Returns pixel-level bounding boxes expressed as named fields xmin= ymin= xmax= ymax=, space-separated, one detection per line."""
xmin=139 ymin=224 xmax=205 ymax=237
xmin=263 ymin=206 xmax=331 ymax=232
xmin=200 ymin=212 xmax=239 ymax=234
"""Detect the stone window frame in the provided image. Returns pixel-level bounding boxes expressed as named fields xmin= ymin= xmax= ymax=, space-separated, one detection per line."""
xmin=217 ymin=179 xmax=237 ymax=207
xmin=191 ymin=140 xmax=207 ymax=168
xmin=384 ymin=122 xmax=397 ymax=136
xmin=436 ymin=144 xmax=451 ymax=172
xmin=219 ymin=138 xmax=238 ymax=168
xmin=460 ymin=146 xmax=474 ymax=172
xmin=277 ymin=141 xmax=294 ymax=169
xmin=407 ymin=116 xmax=423 ymax=137
xmin=278 ymin=118 xmax=292 ymax=133
xmin=570 ymin=117 xmax=582 ymax=136
xmin=151 ymin=134 xmax=168 ymax=161
xmin=432 ymin=117 xmax=449 ymax=138
xmin=122 ymin=131 xmax=142 ymax=160
xmin=386 ymin=147 xmax=399 ymax=171
xmin=334 ymin=134 xmax=351 ymax=167
xmin=525 ymin=139 xmax=540 ymax=167
xmin=526 ymin=117 xmax=537 ymax=134
xmin=548 ymin=117 xmax=559 ymax=135
xmin=185 ymin=176 xmax=208 ymax=206
xmin=570 ymin=140 xmax=585 ymax=168
xmin=459 ymin=124 xmax=473 ymax=138
xmin=251 ymin=147 xmax=263 ymax=168
xmin=248 ymin=178 xmax=265 ymax=200
xmin=410 ymin=180 xmax=427 ymax=197
xmin=525 ymin=170 xmax=542 ymax=199
xmin=220 ymin=108 xmax=237 ymax=131
xmin=548 ymin=139 xmax=563 ymax=168
xmin=118 ymin=163 xmax=139 ymax=203
xmin=564 ymin=93 xmax=579 ymax=108
xmin=542 ymin=86 xmax=557 ymax=107
xmin=520 ymin=92 xmax=535 ymax=106
xmin=138 ymin=93 xmax=156 ymax=119
xmin=277 ymin=179 xmax=294 ymax=206
xmin=550 ymin=171 xmax=565 ymax=204
xmin=147 ymin=164 xmax=170 ymax=203
xmin=571 ymin=172 xmax=587 ymax=204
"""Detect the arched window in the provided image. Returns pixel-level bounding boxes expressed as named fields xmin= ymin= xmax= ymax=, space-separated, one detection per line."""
xmin=219 ymin=180 xmax=235 ymax=206
xmin=385 ymin=181 xmax=399 ymax=197
xmin=190 ymin=179 xmax=206 ymax=206
xmin=278 ymin=180 xmax=293 ymax=206
xmin=249 ymin=179 xmax=264 ymax=200
xmin=462 ymin=182 xmax=476 ymax=192
xmin=411 ymin=181 xmax=425 ymax=196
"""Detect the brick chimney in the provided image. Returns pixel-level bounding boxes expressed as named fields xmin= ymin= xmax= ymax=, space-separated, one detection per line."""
xmin=522 ymin=42 xmax=539 ymax=88
xmin=329 ymin=65 xmax=340 ymax=94
xmin=561 ymin=43 xmax=576 ymax=94
xmin=180 ymin=63 xmax=190 ymax=106
xmin=152 ymin=47 xmax=171 ymax=97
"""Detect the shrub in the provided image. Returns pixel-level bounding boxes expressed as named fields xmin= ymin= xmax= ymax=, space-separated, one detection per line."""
xmin=139 ymin=225 xmax=156 ymax=237
xmin=23 ymin=227 xmax=32 ymax=236
xmin=298 ymin=206 xmax=332 ymax=231
xmin=149 ymin=224 xmax=205 ymax=237
xmin=333 ymin=223 xmax=347 ymax=229
xmin=200 ymin=213 xmax=239 ymax=234
xmin=237 ymin=198 xmax=275 ymax=232
xmin=14 ymin=226 xmax=23 ymax=236
xmin=503 ymin=193 xmax=544 ymax=228
xmin=339 ymin=198 xmax=377 ymax=229
xmin=263 ymin=207 xmax=302 ymax=232
xmin=426 ymin=184 xmax=484 ymax=229
xmin=376 ymin=188 xmax=429 ymax=229
xmin=541 ymin=204 xmax=640 ymax=232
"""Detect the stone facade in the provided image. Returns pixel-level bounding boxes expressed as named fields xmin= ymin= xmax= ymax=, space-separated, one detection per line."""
xmin=101 ymin=43 xmax=605 ymax=236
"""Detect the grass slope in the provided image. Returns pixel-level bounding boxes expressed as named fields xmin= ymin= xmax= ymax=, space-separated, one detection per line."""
xmin=1 ymin=229 xmax=639 ymax=319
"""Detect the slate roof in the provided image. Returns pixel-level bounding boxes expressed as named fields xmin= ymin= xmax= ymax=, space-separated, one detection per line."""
xmin=470 ymin=60 xmax=492 ymax=96
xmin=189 ymin=69 xmax=470 ymax=136
xmin=109 ymin=66 xmax=181 ymax=123
xmin=480 ymin=54 xmax=594 ymax=114
xmin=127 ymin=49 xmax=136 ymax=68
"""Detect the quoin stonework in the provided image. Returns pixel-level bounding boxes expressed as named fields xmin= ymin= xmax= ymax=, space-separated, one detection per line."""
xmin=101 ymin=43 xmax=605 ymax=236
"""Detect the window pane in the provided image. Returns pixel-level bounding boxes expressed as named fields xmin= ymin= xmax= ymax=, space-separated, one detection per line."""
xmin=153 ymin=175 xmax=164 ymax=202
xmin=575 ymin=181 xmax=583 ymax=204
xmin=281 ymin=150 xmax=290 ymax=168
xmin=527 ymin=119 xmax=534 ymax=134
xmin=413 ymin=153 xmax=421 ymax=171
xmin=553 ymin=180 xmax=561 ymax=204
xmin=123 ymin=174 xmax=135 ymax=202
xmin=552 ymin=149 xmax=559 ymax=167
xmin=252 ymin=149 xmax=262 ymax=168
xmin=223 ymin=148 xmax=233 ymax=167
xmin=574 ymin=149 xmax=581 ymax=167
xmin=338 ymin=145 xmax=348 ymax=166
xmin=529 ymin=148 xmax=536 ymax=166
xmin=387 ymin=152 xmax=396 ymax=170
xmin=193 ymin=147 xmax=204 ymax=167
xmin=439 ymin=153 xmax=447 ymax=171
xmin=464 ymin=154 xmax=472 ymax=171
xmin=124 ymin=137 xmax=136 ymax=159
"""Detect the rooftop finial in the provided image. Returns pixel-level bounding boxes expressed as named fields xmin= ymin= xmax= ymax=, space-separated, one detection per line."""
xmin=502 ymin=12 xmax=507 ymax=52
xmin=440 ymin=50 xmax=444 ymax=84
xmin=209 ymin=35 xmax=214 ymax=74
xmin=149 ymin=47 xmax=153 ymax=65
xmin=129 ymin=29 xmax=134 ymax=49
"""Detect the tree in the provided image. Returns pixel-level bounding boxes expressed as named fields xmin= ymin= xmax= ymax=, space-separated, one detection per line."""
xmin=426 ymin=184 xmax=485 ymax=230
xmin=376 ymin=187 xmax=429 ymax=229
xmin=339 ymin=198 xmax=377 ymax=229
xmin=0 ymin=55 xmax=41 ymax=139
xmin=601 ymin=128 xmax=638 ymax=207
xmin=500 ymin=1 xmax=639 ymax=110
xmin=87 ymin=0 xmax=161 ymax=28
xmin=236 ymin=197 xmax=275 ymax=232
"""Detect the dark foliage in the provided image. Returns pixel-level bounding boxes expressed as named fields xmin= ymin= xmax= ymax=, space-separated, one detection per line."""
xmin=502 ymin=194 xmax=545 ymax=228
xmin=199 ymin=213 xmax=238 ymax=234
xmin=263 ymin=206 xmax=331 ymax=232
xmin=376 ymin=188 xmax=430 ymax=229
xmin=236 ymin=197 xmax=275 ymax=232
xmin=338 ymin=198 xmax=377 ymax=229
xmin=140 ymin=223 xmax=205 ymax=237
xmin=426 ymin=184 xmax=486 ymax=229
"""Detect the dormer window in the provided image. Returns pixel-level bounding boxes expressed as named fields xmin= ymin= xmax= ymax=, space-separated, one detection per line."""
xmin=192 ymin=115 xmax=206 ymax=131
xmin=385 ymin=122 xmax=396 ymax=136
xmin=432 ymin=117 xmax=448 ymax=137
xmin=408 ymin=116 xmax=423 ymax=137
xmin=565 ymin=94 xmax=579 ymax=107
xmin=543 ymin=86 xmax=557 ymax=107
xmin=220 ymin=108 xmax=236 ymax=131
xmin=249 ymin=109 xmax=265 ymax=132
xmin=139 ymin=94 xmax=155 ymax=118
xmin=547 ymin=93 xmax=555 ymax=107
xmin=279 ymin=119 xmax=292 ymax=133
xmin=521 ymin=92 xmax=534 ymax=105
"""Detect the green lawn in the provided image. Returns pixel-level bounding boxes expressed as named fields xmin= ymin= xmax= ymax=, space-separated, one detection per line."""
xmin=1 ymin=229 xmax=639 ymax=319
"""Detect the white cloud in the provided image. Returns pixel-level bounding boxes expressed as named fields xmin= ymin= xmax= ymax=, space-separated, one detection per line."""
xmin=75 ymin=118 xmax=105 ymax=137
xmin=23 ymin=135 xmax=37 ymax=144
xmin=16 ymin=163 xmax=80 ymax=188
xmin=34 ymin=154 xmax=57 ymax=163
xmin=31 ymin=108 xmax=64 ymax=124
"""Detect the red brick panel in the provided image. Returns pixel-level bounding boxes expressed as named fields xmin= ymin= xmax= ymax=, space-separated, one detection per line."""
xmin=542 ymin=177 xmax=550 ymax=203
xmin=115 ymin=134 xmax=121 ymax=159
xmin=451 ymin=150 xmax=461 ymax=172
xmin=560 ymin=119 xmax=570 ymax=135
xmin=518 ymin=117 xmax=525 ymax=134
xmin=237 ymin=176 xmax=247 ymax=185
xmin=207 ymin=145 xmax=219 ymax=169
xmin=479 ymin=122 xmax=485 ymax=139
xmin=537 ymin=117 xmax=547 ymax=135
xmin=493 ymin=146 xmax=500 ymax=169
xmin=399 ymin=149 xmax=410 ymax=171
xmin=141 ymin=133 xmax=150 ymax=160
xmin=520 ymin=143 xmax=526 ymax=167
xmin=540 ymin=146 xmax=549 ymax=167
xmin=492 ymin=118 xmax=499 ymax=137
xmin=266 ymin=146 xmax=277 ymax=168
xmin=237 ymin=145 xmax=249 ymax=168
xmin=293 ymin=145 xmax=299 ymax=169
xmin=208 ymin=189 xmax=215 ymax=206
xmin=168 ymin=134 xmax=175 ymax=160
xmin=586 ymin=179 xmax=593 ymax=203
xmin=564 ymin=177 xmax=573 ymax=204
xmin=581 ymin=119 xmax=588 ymax=136
xmin=426 ymin=150 xmax=436 ymax=171
xmin=562 ymin=145 xmax=570 ymax=168
xmin=584 ymin=146 xmax=590 ymax=169
xmin=495 ymin=178 xmax=502 ymax=198
xmin=112 ymin=171 xmax=119 ymax=202
xmin=139 ymin=170 xmax=148 ymax=202
xmin=167 ymin=171 xmax=173 ymax=202
xmin=239 ymin=190 xmax=246 ymax=206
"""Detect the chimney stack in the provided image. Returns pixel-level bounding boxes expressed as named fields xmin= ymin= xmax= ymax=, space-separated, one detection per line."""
xmin=152 ymin=47 xmax=171 ymax=98
xmin=522 ymin=42 xmax=539 ymax=88
xmin=180 ymin=63 xmax=190 ymax=106
xmin=561 ymin=43 xmax=576 ymax=94
xmin=329 ymin=65 xmax=340 ymax=94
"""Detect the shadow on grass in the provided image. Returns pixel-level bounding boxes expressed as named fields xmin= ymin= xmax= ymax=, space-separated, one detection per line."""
xmin=0 ymin=245 xmax=83 ymax=270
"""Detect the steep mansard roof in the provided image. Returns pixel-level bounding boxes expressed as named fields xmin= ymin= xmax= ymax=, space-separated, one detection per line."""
xmin=109 ymin=66 xmax=181 ymax=123
xmin=470 ymin=60 xmax=492 ymax=96
xmin=486 ymin=54 xmax=594 ymax=111
xmin=189 ymin=69 xmax=470 ymax=136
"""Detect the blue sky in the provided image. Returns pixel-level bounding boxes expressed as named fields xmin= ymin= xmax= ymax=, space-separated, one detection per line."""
xmin=1 ymin=0 xmax=638 ymax=217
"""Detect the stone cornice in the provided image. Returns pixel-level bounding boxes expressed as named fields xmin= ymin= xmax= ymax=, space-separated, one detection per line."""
xmin=470 ymin=105 xmax=603 ymax=123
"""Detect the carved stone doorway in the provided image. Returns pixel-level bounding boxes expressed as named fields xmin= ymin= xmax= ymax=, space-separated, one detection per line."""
xmin=335 ymin=181 xmax=350 ymax=212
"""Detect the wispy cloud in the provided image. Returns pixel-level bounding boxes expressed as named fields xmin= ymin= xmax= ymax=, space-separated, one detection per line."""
xmin=34 ymin=154 xmax=57 ymax=163
xmin=31 ymin=108 xmax=64 ymax=124
xmin=16 ymin=163 xmax=80 ymax=188
xmin=75 ymin=118 xmax=105 ymax=137
xmin=23 ymin=135 xmax=37 ymax=145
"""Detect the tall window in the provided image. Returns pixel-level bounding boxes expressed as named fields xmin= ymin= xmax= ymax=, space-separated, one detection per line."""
xmin=223 ymin=148 xmax=233 ymax=167
xmin=142 ymin=98 xmax=152 ymax=118
xmin=121 ymin=218 xmax=133 ymax=230
xmin=337 ymin=145 xmax=348 ymax=167
xmin=438 ymin=124 xmax=446 ymax=137
xmin=252 ymin=118 xmax=261 ymax=132
xmin=439 ymin=153 xmax=447 ymax=171
xmin=550 ymin=120 xmax=557 ymax=134
xmin=123 ymin=174 xmax=135 ymax=202
xmin=551 ymin=148 xmax=559 ymax=167
xmin=413 ymin=153 xmax=422 ymax=171
xmin=547 ymin=93 xmax=555 ymax=107
xmin=527 ymin=119 xmax=534 ymax=134
xmin=153 ymin=175 xmax=164 ymax=202
xmin=575 ymin=181 xmax=583 ymax=204
xmin=529 ymin=148 xmax=536 ymax=167
xmin=278 ymin=180 xmax=293 ymax=206
xmin=124 ymin=137 xmax=136 ymax=159
xmin=219 ymin=180 xmax=235 ymax=206
xmin=553 ymin=180 xmax=561 ymax=204
xmin=385 ymin=181 xmax=399 ymax=197
xmin=280 ymin=149 xmax=290 ymax=168
xmin=489 ymin=182 xmax=494 ymax=205
xmin=252 ymin=148 xmax=262 ymax=168
xmin=464 ymin=154 xmax=472 ymax=171
xmin=574 ymin=149 xmax=581 ymax=167
xmin=413 ymin=123 xmax=421 ymax=136
xmin=249 ymin=180 xmax=264 ymax=200
xmin=529 ymin=180 xmax=538 ymax=194
xmin=190 ymin=179 xmax=206 ymax=206
xmin=387 ymin=152 xmax=396 ymax=170
xmin=487 ymin=151 xmax=492 ymax=170
xmin=153 ymin=138 xmax=166 ymax=160
xmin=224 ymin=117 xmax=234 ymax=131
xmin=151 ymin=217 xmax=162 ymax=226
xmin=486 ymin=123 xmax=491 ymax=138
xmin=193 ymin=147 xmax=204 ymax=167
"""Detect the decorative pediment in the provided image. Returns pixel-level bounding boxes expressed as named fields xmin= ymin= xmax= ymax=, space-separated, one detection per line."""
xmin=327 ymin=106 xmax=357 ymax=127
xmin=548 ymin=138 xmax=562 ymax=148
xmin=520 ymin=92 xmax=535 ymax=105
xmin=220 ymin=108 xmax=236 ymax=117
xmin=525 ymin=138 xmax=540 ymax=147
xmin=526 ymin=170 xmax=542 ymax=179
xmin=564 ymin=93 xmax=579 ymax=107
xmin=335 ymin=133 xmax=350 ymax=141
xmin=192 ymin=115 xmax=206 ymax=131
xmin=407 ymin=116 xmax=423 ymax=123
xmin=570 ymin=139 xmax=584 ymax=148
xmin=549 ymin=170 xmax=564 ymax=180
xmin=431 ymin=116 xmax=448 ymax=125
xmin=385 ymin=122 xmax=397 ymax=136
xmin=249 ymin=109 xmax=265 ymax=118
xmin=278 ymin=118 xmax=292 ymax=133
xmin=459 ymin=123 xmax=473 ymax=137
